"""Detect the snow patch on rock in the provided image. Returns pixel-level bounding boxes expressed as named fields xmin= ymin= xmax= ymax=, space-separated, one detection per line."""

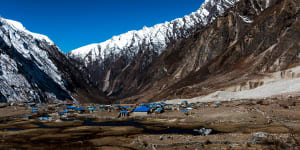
xmin=239 ymin=15 xmax=253 ymax=23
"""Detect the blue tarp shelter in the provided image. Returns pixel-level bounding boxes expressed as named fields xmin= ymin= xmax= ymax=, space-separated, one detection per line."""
xmin=155 ymin=108 xmax=163 ymax=113
xmin=182 ymin=110 xmax=188 ymax=113
xmin=121 ymin=110 xmax=128 ymax=114
xmin=31 ymin=108 xmax=38 ymax=113
xmin=67 ymin=106 xmax=76 ymax=109
xmin=28 ymin=102 xmax=36 ymax=106
xmin=40 ymin=117 xmax=51 ymax=120
xmin=134 ymin=106 xmax=150 ymax=112
xmin=75 ymin=107 xmax=83 ymax=111
xmin=122 ymin=106 xmax=130 ymax=109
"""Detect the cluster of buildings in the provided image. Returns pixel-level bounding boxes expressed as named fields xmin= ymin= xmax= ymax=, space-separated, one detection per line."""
xmin=28 ymin=101 xmax=198 ymax=120
xmin=2 ymin=100 xmax=223 ymax=121
xmin=27 ymin=102 xmax=102 ymax=120
xmin=116 ymin=101 xmax=204 ymax=117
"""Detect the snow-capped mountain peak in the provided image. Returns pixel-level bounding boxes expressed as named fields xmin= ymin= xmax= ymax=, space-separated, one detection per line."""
xmin=69 ymin=0 xmax=239 ymax=65
xmin=0 ymin=17 xmax=54 ymax=45
xmin=0 ymin=17 xmax=73 ymax=102
xmin=4 ymin=19 xmax=25 ymax=30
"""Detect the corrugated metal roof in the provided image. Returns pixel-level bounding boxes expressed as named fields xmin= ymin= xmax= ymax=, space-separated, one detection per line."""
xmin=67 ymin=106 xmax=76 ymax=109
xmin=134 ymin=106 xmax=150 ymax=112
xmin=121 ymin=110 xmax=128 ymax=114
xmin=182 ymin=110 xmax=188 ymax=113
xmin=75 ymin=107 xmax=83 ymax=111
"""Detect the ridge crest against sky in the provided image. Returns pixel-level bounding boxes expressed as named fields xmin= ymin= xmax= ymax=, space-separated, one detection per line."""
xmin=1 ymin=0 xmax=204 ymax=52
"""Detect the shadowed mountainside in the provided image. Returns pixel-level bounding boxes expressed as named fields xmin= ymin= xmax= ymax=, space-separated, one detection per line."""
xmin=117 ymin=0 xmax=300 ymax=103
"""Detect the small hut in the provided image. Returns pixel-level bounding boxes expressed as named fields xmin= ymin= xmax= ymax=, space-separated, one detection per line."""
xmin=182 ymin=109 xmax=189 ymax=115
xmin=132 ymin=106 xmax=150 ymax=116
xmin=154 ymin=108 xmax=163 ymax=114
xmin=119 ymin=110 xmax=128 ymax=118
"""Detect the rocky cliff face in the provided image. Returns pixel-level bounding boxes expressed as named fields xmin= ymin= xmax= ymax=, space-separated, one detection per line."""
xmin=69 ymin=0 xmax=299 ymax=103
xmin=104 ymin=0 xmax=299 ymax=103
xmin=144 ymin=0 xmax=300 ymax=102
xmin=0 ymin=18 xmax=108 ymax=103
xmin=69 ymin=0 xmax=240 ymax=99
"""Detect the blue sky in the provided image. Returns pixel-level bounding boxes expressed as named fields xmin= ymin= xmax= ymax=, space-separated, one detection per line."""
xmin=0 ymin=0 xmax=204 ymax=52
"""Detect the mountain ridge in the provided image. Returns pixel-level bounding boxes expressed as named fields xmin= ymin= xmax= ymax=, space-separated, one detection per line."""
xmin=67 ymin=0 xmax=241 ymax=100
xmin=0 ymin=17 xmax=108 ymax=103
xmin=69 ymin=0 xmax=239 ymax=64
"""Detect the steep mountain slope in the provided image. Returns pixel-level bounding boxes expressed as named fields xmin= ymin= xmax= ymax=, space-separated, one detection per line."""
xmin=69 ymin=0 xmax=240 ymax=99
xmin=145 ymin=0 xmax=300 ymax=102
xmin=103 ymin=0 xmax=299 ymax=103
xmin=0 ymin=17 xmax=108 ymax=103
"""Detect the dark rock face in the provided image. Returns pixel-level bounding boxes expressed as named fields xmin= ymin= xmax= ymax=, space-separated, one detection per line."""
xmin=67 ymin=0 xmax=299 ymax=103
xmin=0 ymin=92 xmax=7 ymax=103
xmin=39 ymin=44 xmax=109 ymax=104
xmin=69 ymin=0 xmax=240 ymax=100
xmin=147 ymin=0 xmax=300 ymax=101
xmin=109 ymin=0 xmax=299 ymax=103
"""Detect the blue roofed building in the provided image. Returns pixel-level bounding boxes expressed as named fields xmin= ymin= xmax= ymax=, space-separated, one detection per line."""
xmin=67 ymin=106 xmax=76 ymax=110
xmin=27 ymin=102 xmax=36 ymax=107
xmin=119 ymin=110 xmax=128 ymax=118
xmin=154 ymin=107 xmax=163 ymax=113
xmin=132 ymin=106 xmax=150 ymax=116
xmin=122 ymin=106 xmax=130 ymax=110
xmin=89 ymin=107 xmax=95 ymax=112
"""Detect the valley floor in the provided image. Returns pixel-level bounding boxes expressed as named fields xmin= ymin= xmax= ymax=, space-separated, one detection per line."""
xmin=0 ymin=97 xmax=300 ymax=149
